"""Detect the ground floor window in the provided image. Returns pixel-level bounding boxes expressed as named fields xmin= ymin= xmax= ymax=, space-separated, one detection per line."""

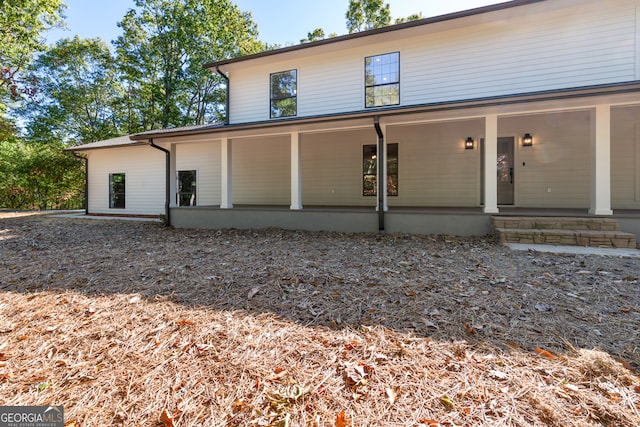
xmin=177 ymin=170 xmax=197 ymax=206
xmin=363 ymin=143 xmax=398 ymax=196
xmin=109 ymin=173 xmax=125 ymax=209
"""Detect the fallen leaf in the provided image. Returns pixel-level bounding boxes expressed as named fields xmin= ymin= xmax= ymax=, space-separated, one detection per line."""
xmin=247 ymin=286 xmax=260 ymax=299
xmin=160 ymin=409 xmax=175 ymax=427
xmin=419 ymin=418 xmax=440 ymax=426
xmin=618 ymin=359 xmax=636 ymax=373
xmin=177 ymin=319 xmax=194 ymax=326
xmin=534 ymin=303 xmax=553 ymax=312
xmin=385 ymin=387 xmax=397 ymax=405
xmin=335 ymin=410 xmax=349 ymax=427
xmin=463 ymin=322 xmax=476 ymax=335
xmin=405 ymin=290 xmax=417 ymax=297
xmin=533 ymin=347 xmax=557 ymax=360
xmin=440 ymin=395 xmax=454 ymax=409
xmin=489 ymin=369 xmax=509 ymax=380
xmin=634 ymin=385 xmax=640 ymax=393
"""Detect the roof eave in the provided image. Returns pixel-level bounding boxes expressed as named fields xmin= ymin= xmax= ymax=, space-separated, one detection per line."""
xmin=203 ymin=0 xmax=546 ymax=69
xmin=130 ymin=81 xmax=640 ymax=140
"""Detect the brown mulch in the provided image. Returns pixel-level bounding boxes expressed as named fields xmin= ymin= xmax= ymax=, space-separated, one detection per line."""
xmin=0 ymin=212 xmax=638 ymax=426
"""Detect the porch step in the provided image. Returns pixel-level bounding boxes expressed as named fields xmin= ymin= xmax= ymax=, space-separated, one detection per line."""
xmin=492 ymin=216 xmax=637 ymax=249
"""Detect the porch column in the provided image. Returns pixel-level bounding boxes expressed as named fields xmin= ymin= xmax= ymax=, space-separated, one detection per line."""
xmin=290 ymin=131 xmax=302 ymax=210
xmin=220 ymin=137 xmax=233 ymax=209
xmin=589 ymin=105 xmax=613 ymax=215
xmin=483 ymin=114 xmax=499 ymax=213
xmin=169 ymin=143 xmax=177 ymax=207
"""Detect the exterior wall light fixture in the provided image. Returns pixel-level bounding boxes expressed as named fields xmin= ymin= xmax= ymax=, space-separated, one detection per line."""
xmin=522 ymin=133 xmax=533 ymax=146
xmin=465 ymin=137 xmax=474 ymax=150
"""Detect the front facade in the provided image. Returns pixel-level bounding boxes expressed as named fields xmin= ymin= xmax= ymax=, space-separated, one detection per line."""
xmin=71 ymin=0 xmax=640 ymax=236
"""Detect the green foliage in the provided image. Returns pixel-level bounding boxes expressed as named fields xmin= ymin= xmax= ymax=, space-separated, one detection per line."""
xmin=22 ymin=36 xmax=122 ymax=145
xmin=300 ymin=28 xmax=326 ymax=44
xmin=113 ymin=0 xmax=265 ymax=130
xmin=346 ymin=0 xmax=391 ymax=33
xmin=0 ymin=0 xmax=65 ymax=107
xmin=395 ymin=13 xmax=424 ymax=24
xmin=0 ymin=138 xmax=84 ymax=209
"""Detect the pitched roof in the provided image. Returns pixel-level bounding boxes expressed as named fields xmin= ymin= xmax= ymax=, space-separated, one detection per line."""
xmin=65 ymin=135 xmax=147 ymax=152
xmin=203 ymin=0 xmax=546 ymax=69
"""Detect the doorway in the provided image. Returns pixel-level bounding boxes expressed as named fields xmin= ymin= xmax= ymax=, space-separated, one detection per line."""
xmin=481 ymin=136 xmax=515 ymax=206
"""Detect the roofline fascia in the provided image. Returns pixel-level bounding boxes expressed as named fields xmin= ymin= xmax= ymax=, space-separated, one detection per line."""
xmin=203 ymin=0 xmax=546 ymax=69
xmin=64 ymin=141 xmax=150 ymax=152
xmin=130 ymin=80 xmax=640 ymax=141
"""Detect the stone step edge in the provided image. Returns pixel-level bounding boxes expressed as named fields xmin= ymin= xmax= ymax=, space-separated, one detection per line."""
xmin=494 ymin=228 xmax=636 ymax=248
xmin=491 ymin=217 xmax=621 ymax=231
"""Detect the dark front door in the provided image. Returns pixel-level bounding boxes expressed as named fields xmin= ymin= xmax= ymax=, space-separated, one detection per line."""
xmin=496 ymin=137 xmax=514 ymax=205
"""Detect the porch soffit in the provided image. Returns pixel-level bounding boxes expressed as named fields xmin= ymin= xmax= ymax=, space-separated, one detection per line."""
xmin=133 ymin=81 xmax=640 ymax=143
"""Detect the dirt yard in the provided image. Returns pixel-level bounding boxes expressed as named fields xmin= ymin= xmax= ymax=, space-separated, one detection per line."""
xmin=0 ymin=212 xmax=638 ymax=426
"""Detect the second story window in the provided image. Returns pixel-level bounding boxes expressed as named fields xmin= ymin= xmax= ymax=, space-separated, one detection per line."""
xmin=365 ymin=52 xmax=399 ymax=108
xmin=270 ymin=69 xmax=297 ymax=118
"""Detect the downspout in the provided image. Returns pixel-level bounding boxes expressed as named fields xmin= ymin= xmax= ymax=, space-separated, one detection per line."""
xmin=72 ymin=153 xmax=88 ymax=215
xmin=149 ymin=139 xmax=171 ymax=227
xmin=215 ymin=66 xmax=230 ymax=125
xmin=373 ymin=116 xmax=385 ymax=231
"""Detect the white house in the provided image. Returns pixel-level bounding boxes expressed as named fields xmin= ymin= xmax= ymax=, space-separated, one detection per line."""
xmin=70 ymin=0 xmax=640 ymax=239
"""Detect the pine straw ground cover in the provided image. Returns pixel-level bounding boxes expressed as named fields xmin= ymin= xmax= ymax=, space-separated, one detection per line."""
xmin=0 ymin=212 xmax=639 ymax=427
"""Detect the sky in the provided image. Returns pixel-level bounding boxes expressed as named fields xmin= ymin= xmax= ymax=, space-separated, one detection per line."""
xmin=47 ymin=0 xmax=500 ymax=47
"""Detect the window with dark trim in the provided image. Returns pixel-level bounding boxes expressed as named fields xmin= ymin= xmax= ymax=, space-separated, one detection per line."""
xmin=177 ymin=170 xmax=197 ymax=206
xmin=362 ymin=143 xmax=398 ymax=196
xmin=109 ymin=173 xmax=125 ymax=209
xmin=270 ymin=69 xmax=297 ymax=118
xmin=365 ymin=52 xmax=400 ymax=108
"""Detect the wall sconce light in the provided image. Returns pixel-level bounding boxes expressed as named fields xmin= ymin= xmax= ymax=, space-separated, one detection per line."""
xmin=465 ymin=137 xmax=474 ymax=150
xmin=522 ymin=133 xmax=533 ymax=146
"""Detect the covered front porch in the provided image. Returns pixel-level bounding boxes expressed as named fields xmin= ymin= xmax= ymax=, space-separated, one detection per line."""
xmin=152 ymin=87 xmax=640 ymax=238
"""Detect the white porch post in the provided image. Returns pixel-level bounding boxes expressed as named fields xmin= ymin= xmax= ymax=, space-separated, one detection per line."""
xmin=220 ymin=137 xmax=233 ymax=209
xmin=483 ymin=114 xmax=499 ymax=213
xmin=589 ymin=104 xmax=613 ymax=215
xmin=290 ymin=131 xmax=303 ymax=210
xmin=169 ymin=143 xmax=177 ymax=207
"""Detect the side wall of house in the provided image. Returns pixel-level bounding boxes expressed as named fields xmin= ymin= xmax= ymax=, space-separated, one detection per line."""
xmin=301 ymin=128 xmax=378 ymax=206
xmin=231 ymin=135 xmax=291 ymax=204
xmin=228 ymin=0 xmax=636 ymax=124
xmin=386 ymin=120 xmax=484 ymax=207
xmin=612 ymin=105 xmax=640 ymax=209
xmin=175 ymin=141 xmax=221 ymax=206
xmin=86 ymin=146 xmax=165 ymax=215
xmin=499 ymin=110 xmax=592 ymax=208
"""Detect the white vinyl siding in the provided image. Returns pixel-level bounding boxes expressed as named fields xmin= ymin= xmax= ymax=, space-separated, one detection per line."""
xmin=231 ymin=136 xmax=290 ymax=204
xmin=386 ymin=120 xmax=483 ymax=207
xmin=301 ymin=129 xmax=378 ymax=206
xmin=500 ymin=111 xmax=591 ymax=208
xmin=175 ymin=141 xmax=221 ymax=206
xmin=611 ymin=105 xmax=640 ymax=209
xmin=228 ymin=0 xmax=636 ymax=124
xmin=86 ymin=146 xmax=165 ymax=215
